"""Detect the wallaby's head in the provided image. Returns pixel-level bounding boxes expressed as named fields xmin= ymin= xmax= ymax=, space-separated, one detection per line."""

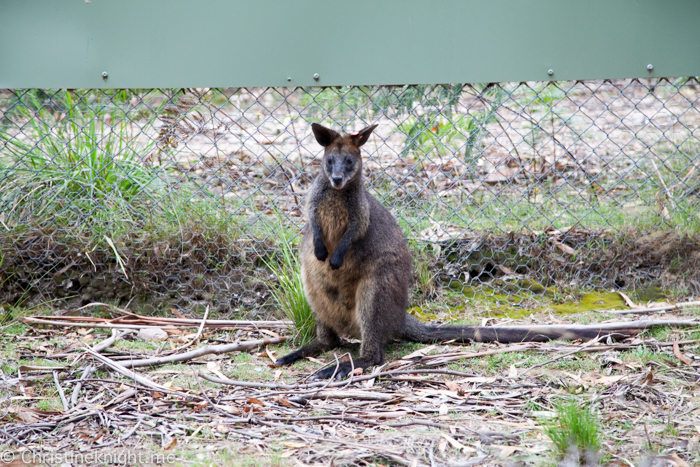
xmin=312 ymin=123 xmax=378 ymax=190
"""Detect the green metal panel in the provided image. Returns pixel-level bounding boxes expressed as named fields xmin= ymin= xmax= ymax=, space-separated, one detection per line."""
xmin=1 ymin=0 xmax=699 ymax=89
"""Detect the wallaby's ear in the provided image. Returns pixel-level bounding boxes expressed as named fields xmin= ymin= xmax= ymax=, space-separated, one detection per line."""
xmin=348 ymin=124 xmax=378 ymax=147
xmin=312 ymin=123 xmax=341 ymax=148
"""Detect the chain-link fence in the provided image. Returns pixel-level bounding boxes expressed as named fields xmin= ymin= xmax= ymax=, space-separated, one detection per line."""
xmin=1 ymin=79 xmax=700 ymax=317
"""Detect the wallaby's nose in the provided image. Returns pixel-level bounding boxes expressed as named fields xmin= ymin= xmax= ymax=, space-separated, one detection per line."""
xmin=332 ymin=176 xmax=343 ymax=187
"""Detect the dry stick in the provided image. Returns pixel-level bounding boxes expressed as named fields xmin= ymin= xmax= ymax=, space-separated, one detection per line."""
xmin=70 ymin=365 xmax=95 ymax=408
xmin=119 ymin=337 xmax=286 ymax=368
xmin=71 ymin=302 xmax=292 ymax=327
xmin=23 ymin=317 xmax=172 ymax=331
xmin=167 ymin=306 xmax=209 ymax=354
xmin=92 ymin=329 xmax=133 ymax=353
xmin=541 ymin=338 xmax=700 ymax=354
xmin=420 ymin=344 xmax=535 ymax=366
xmin=650 ymin=160 xmax=676 ymax=211
xmin=27 ymin=314 xmax=291 ymax=329
xmin=53 ymin=370 xmax=69 ymax=412
xmin=83 ymin=348 xmax=197 ymax=400
xmin=201 ymin=368 xmax=481 ymax=392
xmin=520 ymin=334 xmax=608 ymax=375
xmin=194 ymin=371 xmax=250 ymax=423
xmin=601 ymin=300 xmax=700 ymax=315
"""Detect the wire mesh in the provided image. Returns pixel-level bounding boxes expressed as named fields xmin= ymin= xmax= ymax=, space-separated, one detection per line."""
xmin=1 ymin=79 xmax=699 ymax=316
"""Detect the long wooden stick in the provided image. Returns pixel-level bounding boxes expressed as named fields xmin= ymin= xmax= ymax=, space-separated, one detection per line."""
xmin=602 ymin=300 xmax=700 ymax=315
xmin=119 ymin=336 xmax=286 ymax=368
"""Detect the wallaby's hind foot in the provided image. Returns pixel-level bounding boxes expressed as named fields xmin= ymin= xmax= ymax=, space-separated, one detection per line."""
xmin=313 ymin=355 xmax=378 ymax=380
xmin=273 ymin=321 xmax=341 ymax=367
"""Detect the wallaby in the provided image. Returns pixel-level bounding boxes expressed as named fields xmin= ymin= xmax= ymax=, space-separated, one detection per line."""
xmin=274 ymin=123 xmax=623 ymax=379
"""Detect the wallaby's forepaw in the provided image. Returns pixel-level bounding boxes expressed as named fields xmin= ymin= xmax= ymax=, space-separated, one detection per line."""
xmin=329 ymin=250 xmax=344 ymax=270
xmin=313 ymin=361 xmax=354 ymax=380
xmin=314 ymin=240 xmax=329 ymax=262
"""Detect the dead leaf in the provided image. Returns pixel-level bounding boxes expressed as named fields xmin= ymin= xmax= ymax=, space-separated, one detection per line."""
xmin=498 ymin=446 xmax=519 ymax=458
xmin=215 ymin=424 xmax=229 ymax=433
xmin=402 ymin=345 xmax=437 ymax=360
xmin=441 ymin=434 xmax=476 ymax=452
xmin=616 ymin=290 xmax=637 ymax=308
xmin=673 ymin=343 xmax=692 ymax=365
xmin=164 ymin=438 xmax=178 ymax=450
xmin=247 ymin=398 xmax=264 ymax=406
xmin=669 ymin=453 xmax=690 ymax=467
xmin=553 ymin=241 xmax=576 ymax=256
xmin=444 ymin=381 xmax=460 ymax=391
xmin=283 ymin=441 xmax=308 ymax=449
xmin=507 ymin=364 xmax=518 ymax=378
xmin=438 ymin=437 xmax=447 ymax=456
xmin=214 ymin=404 xmax=242 ymax=414
xmin=275 ymin=397 xmax=294 ymax=407
xmin=591 ymin=375 xmax=626 ymax=385
xmin=189 ymin=403 xmax=208 ymax=413
xmin=641 ymin=370 xmax=654 ymax=387
xmin=264 ymin=346 xmax=277 ymax=363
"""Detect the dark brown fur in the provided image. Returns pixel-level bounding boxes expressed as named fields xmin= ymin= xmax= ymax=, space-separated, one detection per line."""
xmin=274 ymin=123 xmax=622 ymax=379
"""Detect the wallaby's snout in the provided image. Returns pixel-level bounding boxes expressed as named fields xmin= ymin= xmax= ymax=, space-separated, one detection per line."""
xmin=326 ymin=152 xmax=357 ymax=190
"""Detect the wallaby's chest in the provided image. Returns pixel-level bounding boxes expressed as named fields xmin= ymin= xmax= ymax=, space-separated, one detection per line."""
xmin=316 ymin=196 xmax=348 ymax=252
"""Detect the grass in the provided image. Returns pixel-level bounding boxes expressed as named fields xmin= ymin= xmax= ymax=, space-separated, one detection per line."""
xmin=263 ymin=227 xmax=315 ymax=346
xmin=1 ymin=91 xmax=163 ymax=224
xmin=541 ymin=398 xmax=602 ymax=463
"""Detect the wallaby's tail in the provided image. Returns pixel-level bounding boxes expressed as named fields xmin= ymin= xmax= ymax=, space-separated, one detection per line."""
xmin=398 ymin=315 xmax=630 ymax=344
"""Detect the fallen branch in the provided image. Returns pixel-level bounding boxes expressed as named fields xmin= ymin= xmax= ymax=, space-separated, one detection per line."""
xmin=521 ymin=334 xmax=608 ymax=375
xmin=24 ymin=315 xmax=291 ymax=331
xmin=600 ymin=300 xmax=700 ymax=315
xmin=23 ymin=317 xmax=173 ymax=331
xmin=119 ymin=337 xmax=286 ymax=368
xmin=84 ymin=348 xmax=193 ymax=398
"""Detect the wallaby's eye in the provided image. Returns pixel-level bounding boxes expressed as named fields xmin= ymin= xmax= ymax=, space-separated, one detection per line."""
xmin=326 ymin=159 xmax=332 ymax=167
xmin=345 ymin=159 xmax=352 ymax=166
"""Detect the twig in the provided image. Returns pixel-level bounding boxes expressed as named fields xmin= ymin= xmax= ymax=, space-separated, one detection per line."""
xmin=120 ymin=337 xmax=286 ymax=368
xmin=650 ymin=160 xmax=676 ymax=210
xmin=70 ymin=365 xmax=95 ymax=408
xmin=194 ymin=371 xmax=249 ymax=423
xmin=168 ymin=306 xmax=209 ymax=353
xmin=200 ymin=368 xmax=481 ymax=391
xmin=521 ymin=334 xmax=608 ymax=375
xmin=53 ymin=371 xmax=69 ymax=412
xmin=23 ymin=317 xmax=172 ymax=331
xmin=91 ymin=329 xmax=132 ymax=353
xmin=420 ymin=344 xmax=535 ymax=366
xmin=83 ymin=347 xmax=194 ymax=398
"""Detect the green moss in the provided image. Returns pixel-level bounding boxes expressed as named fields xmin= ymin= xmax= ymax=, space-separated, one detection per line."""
xmin=550 ymin=292 xmax=625 ymax=315
xmin=632 ymin=286 xmax=666 ymax=303
xmin=443 ymin=285 xmax=627 ymax=321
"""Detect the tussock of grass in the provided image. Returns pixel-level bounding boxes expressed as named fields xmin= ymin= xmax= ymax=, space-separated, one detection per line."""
xmin=542 ymin=398 xmax=602 ymax=463
xmin=263 ymin=229 xmax=315 ymax=345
